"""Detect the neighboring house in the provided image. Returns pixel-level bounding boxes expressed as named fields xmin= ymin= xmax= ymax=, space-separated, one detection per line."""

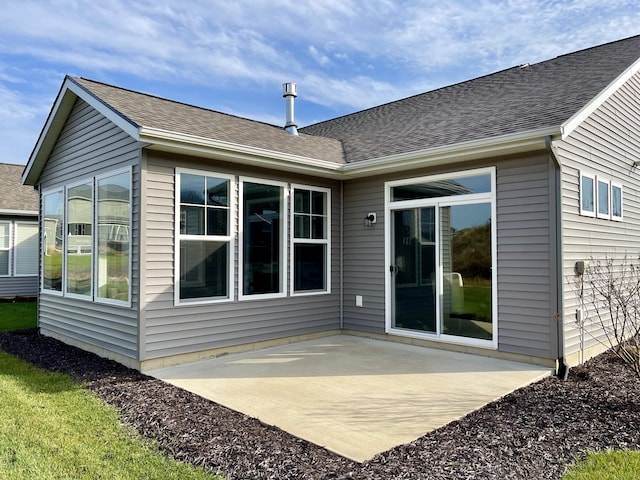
xmin=0 ymin=163 xmax=39 ymax=298
xmin=22 ymin=34 xmax=640 ymax=372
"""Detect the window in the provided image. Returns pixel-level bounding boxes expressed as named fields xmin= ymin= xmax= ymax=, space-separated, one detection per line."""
xmin=612 ymin=182 xmax=623 ymax=221
xmin=580 ymin=172 xmax=623 ymax=222
xmin=291 ymin=186 xmax=330 ymax=295
xmin=0 ymin=222 xmax=10 ymax=276
xmin=579 ymin=172 xmax=595 ymax=217
xmin=41 ymin=168 xmax=132 ymax=305
xmin=43 ymin=190 xmax=64 ymax=292
xmin=240 ymin=178 xmax=286 ymax=298
xmin=391 ymin=173 xmax=492 ymax=201
xmin=97 ymin=171 xmax=131 ymax=303
xmin=14 ymin=223 xmax=38 ymax=276
xmin=66 ymin=181 xmax=93 ymax=297
xmin=597 ymin=178 xmax=610 ymax=219
xmin=176 ymin=170 xmax=233 ymax=304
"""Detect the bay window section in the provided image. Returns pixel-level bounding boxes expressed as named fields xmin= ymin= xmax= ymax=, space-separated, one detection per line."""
xmin=42 ymin=190 xmax=64 ymax=292
xmin=97 ymin=171 xmax=131 ymax=303
xmin=291 ymin=186 xmax=330 ymax=294
xmin=41 ymin=170 xmax=131 ymax=305
xmin=177 ymin=171 xmax=232 ymax=303
xmin=66 ymin=182 xmax=93 ymax=297
xmin=241 ymin=179 xmax=286 ymax=298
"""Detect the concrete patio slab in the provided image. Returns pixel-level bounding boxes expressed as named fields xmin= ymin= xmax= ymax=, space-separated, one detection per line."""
xmin=148 ymin=335 xmax=552 ymax=462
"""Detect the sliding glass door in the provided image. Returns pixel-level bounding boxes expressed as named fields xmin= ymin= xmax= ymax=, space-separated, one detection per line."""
xmin=387 ymin=169 xmax=495 ymax=347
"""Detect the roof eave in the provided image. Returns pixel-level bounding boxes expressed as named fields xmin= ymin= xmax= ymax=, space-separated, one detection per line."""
xmin=341 ymin=127 xmax=561 ymax=179
xmin=139 ymin=127 xmax=345 ymax=179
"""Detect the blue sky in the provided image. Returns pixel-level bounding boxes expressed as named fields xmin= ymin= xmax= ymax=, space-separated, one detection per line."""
xmin=1 ymin=1 xmax=639 ymax=165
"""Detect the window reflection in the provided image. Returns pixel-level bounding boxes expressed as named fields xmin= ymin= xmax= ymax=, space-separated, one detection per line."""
xmin=97 ymin=172 xmax=130 ymax=302
xmin=391 ymin=174 xmax=491 ymax=201
xmin=66 ymin=183 xmax=93 ymax=296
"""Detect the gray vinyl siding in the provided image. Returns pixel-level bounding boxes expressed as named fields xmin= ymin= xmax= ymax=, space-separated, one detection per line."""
xmin=0 ymin=277 xmax=37 ymax=297
xmin=37 ymin=98 xmax=142 ymax=360
xmin=140 ymin=152 xmax=341 ymax=360
xmin=341 ymin=156 xmax=555 ymax=359
xmin=342 ymin=177 xmax=385 ymax=332
xmin=495 ymin=156 xmax=554 ymax=359
xmin=557 ymin=70 xmax=640 ymax=359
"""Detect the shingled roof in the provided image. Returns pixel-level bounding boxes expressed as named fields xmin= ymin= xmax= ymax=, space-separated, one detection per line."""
xmin=71 ymin=77 xmax=345 ymax=164
xmin=0 ymin=163 xmax=38 ymax=213
xmin=300 ymin=34 xmax=640 ymax=163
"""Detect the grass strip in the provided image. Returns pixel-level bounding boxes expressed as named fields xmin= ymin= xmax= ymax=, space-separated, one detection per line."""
xmin=0 ymin=302 xmax=37 ymax=332
xmin=0 ymin=350 xmax=221 ymax=480
xmin=562 ymin=450 xmax=640 ymax=480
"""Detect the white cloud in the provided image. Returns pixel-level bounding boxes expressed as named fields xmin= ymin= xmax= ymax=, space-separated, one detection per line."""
xmin=308 ymin=46 xmax=331 ymax=66
xmin=0 ymin=0 xmax=638 ymax=134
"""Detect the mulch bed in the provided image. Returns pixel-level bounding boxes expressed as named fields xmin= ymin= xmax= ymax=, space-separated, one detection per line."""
xmin=2 ymin=329 xmax=640 ymax=479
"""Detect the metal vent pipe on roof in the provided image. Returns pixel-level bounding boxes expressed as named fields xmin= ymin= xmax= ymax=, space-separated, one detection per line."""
xmin=282 ymin=82 xmax=299 ymax=136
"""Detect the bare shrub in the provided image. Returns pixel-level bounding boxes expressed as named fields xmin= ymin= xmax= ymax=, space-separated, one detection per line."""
xmin=575 ymin=255 xmax=640 ymax=378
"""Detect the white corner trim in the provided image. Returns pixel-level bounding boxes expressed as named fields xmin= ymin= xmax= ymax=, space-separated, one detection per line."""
xmin=561 ymin=56 xmax=640 ymax=139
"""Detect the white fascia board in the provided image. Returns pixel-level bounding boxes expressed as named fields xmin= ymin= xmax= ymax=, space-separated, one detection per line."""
xmin=139 ymin=127 xmax=345 ymax=179
xmin=342 ymin=127 xmax=560 ymax=179
xmin=561 ymin=57 xmax=640 ymax=139
xmin=64 ymin=80 xmax=140 ymax=139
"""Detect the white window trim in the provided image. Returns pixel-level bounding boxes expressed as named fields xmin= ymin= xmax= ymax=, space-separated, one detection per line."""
xmin=611 ymin=181 xmax=623 ymax=222
xmin=41 ymin=187 xmax=64 ymax=295
xmin=174 ymin=168 xmax=235 ymax=306
xmin=13 ymin=221 xmax=38 ymax=277
xmin=239 ymin=176 xmax=288 ymax=301
xmin=94 ymin=166 xmax=133 ymax=308
xmin=384 ymin=166 xmax=498 ymax=350
xmin=290 ymin=184 xmax=331 ymax=297
xmin=579 ymin=171 xmax=596 ymax=217
xmin=596 ymin=177 xmax=611 ymax=220
xmin=0 ymin=221 xmax=11 ymax=277
xmin=65 ymin=178 xmax=94 ymax=301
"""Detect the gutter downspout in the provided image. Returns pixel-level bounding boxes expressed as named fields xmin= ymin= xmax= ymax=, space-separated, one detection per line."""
xmin=547 ymin=135 xmax=569 ymax=380
xmin=339 ymin=181 xmax=344 ymax=330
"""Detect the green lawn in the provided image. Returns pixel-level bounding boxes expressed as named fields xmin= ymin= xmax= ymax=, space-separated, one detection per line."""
xmin=0 ymin=302 xmax=37 ymax=332
xmin=562 ymin=450 xmax=640 ymax=479
xmin=0 ymin=351 xmax=221 ymax=480
xmin=0 ymin=302 xmax=222 ymax=479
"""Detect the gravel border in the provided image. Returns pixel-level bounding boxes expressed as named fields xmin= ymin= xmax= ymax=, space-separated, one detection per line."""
xmin=2 ymin=329 xmax=640 ymax=479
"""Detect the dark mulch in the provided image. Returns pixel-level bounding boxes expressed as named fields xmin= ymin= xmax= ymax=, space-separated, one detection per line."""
xmin=2 ymin=329 xmax=640 ymax=480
